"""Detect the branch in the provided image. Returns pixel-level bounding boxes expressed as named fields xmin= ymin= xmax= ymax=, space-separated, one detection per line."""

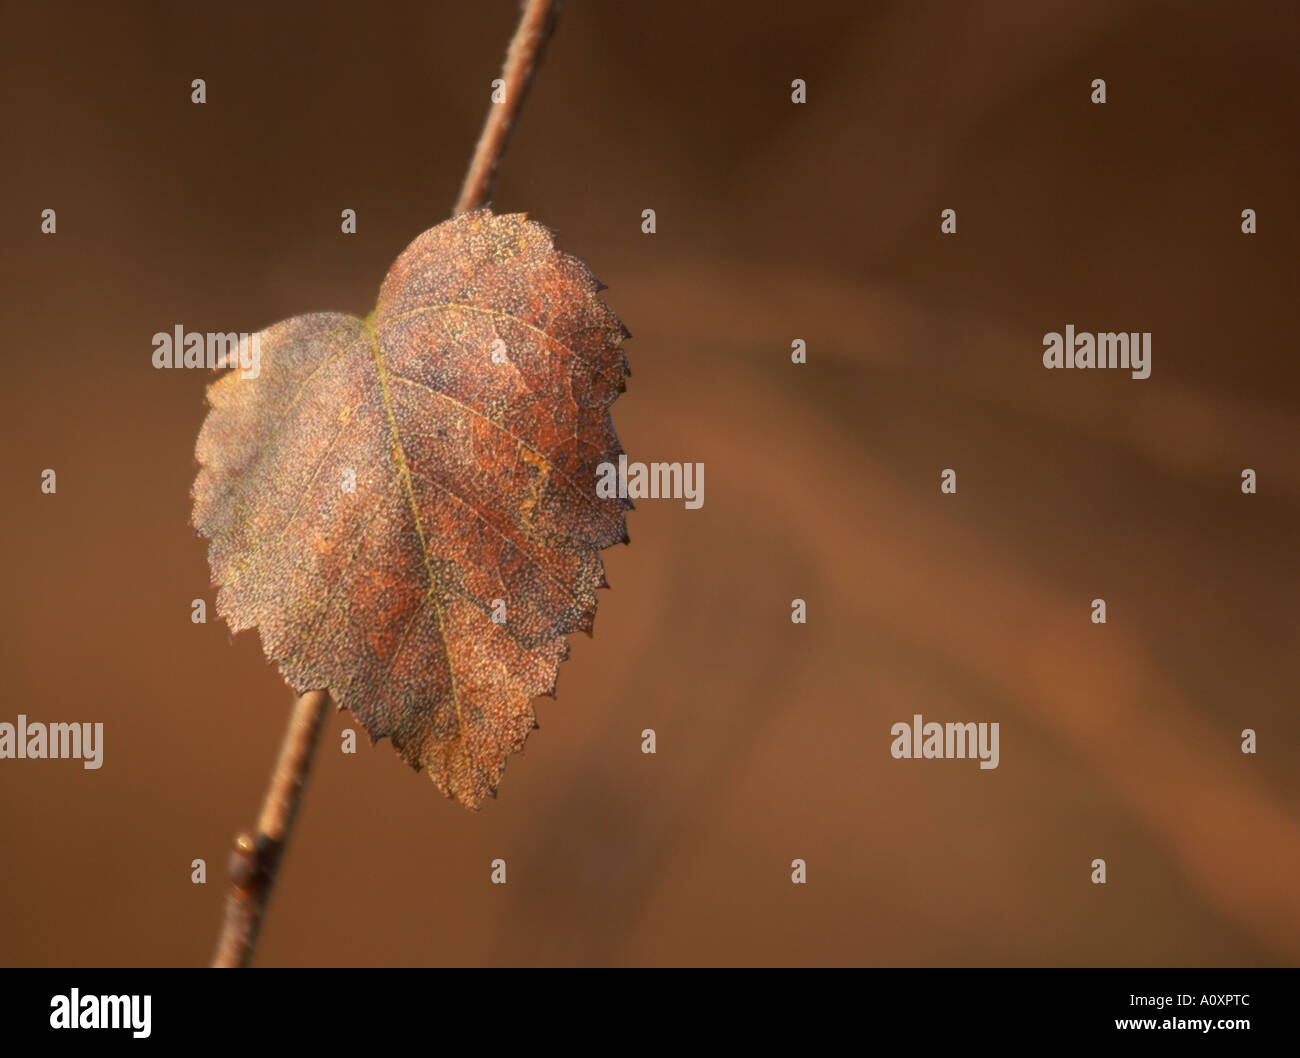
xmin=211 ymin=689 xmax=330 ymax=968
xmin=454 ymin=0 xmax=559 ymax=215
xmin=209 ymin=0 xmax=561 ymax=970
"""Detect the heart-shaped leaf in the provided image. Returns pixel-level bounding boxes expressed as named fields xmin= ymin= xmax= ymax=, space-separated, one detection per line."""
xmin=193 ymin=209 xmax=630 ymax=807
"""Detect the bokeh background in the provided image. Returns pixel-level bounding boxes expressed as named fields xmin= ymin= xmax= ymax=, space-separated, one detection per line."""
xmin=1 ymin=0 xmax=1297 ymax=966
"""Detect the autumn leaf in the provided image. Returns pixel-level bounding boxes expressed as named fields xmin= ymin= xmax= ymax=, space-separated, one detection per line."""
xmin=192 ymin=209 xmax=630 ymax=808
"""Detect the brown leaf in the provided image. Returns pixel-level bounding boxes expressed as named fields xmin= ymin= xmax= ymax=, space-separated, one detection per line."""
xmin=192 ymin=209 xmax=630 ymax=807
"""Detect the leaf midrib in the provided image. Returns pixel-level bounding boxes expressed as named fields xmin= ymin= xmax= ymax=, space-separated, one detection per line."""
xmin=364 ymin=315 xmax=470 ymax=766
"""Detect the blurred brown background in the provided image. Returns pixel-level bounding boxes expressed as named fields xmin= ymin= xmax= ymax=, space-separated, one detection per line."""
xmin=1 ymin=0 xmax=1297 ymax=966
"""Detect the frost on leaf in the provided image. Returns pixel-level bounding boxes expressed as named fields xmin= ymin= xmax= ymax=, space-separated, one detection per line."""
xmin=193 ymin=209 xmax=630 ymax=807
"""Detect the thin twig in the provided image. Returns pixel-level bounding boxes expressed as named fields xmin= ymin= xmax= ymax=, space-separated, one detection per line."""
xmin=454 ymin=0 xmax=559 ymax=215
xmin=211 ymin=689 xmax=330 ymax=968
xmin=208 ymin=0 xmax=560 ymax=970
